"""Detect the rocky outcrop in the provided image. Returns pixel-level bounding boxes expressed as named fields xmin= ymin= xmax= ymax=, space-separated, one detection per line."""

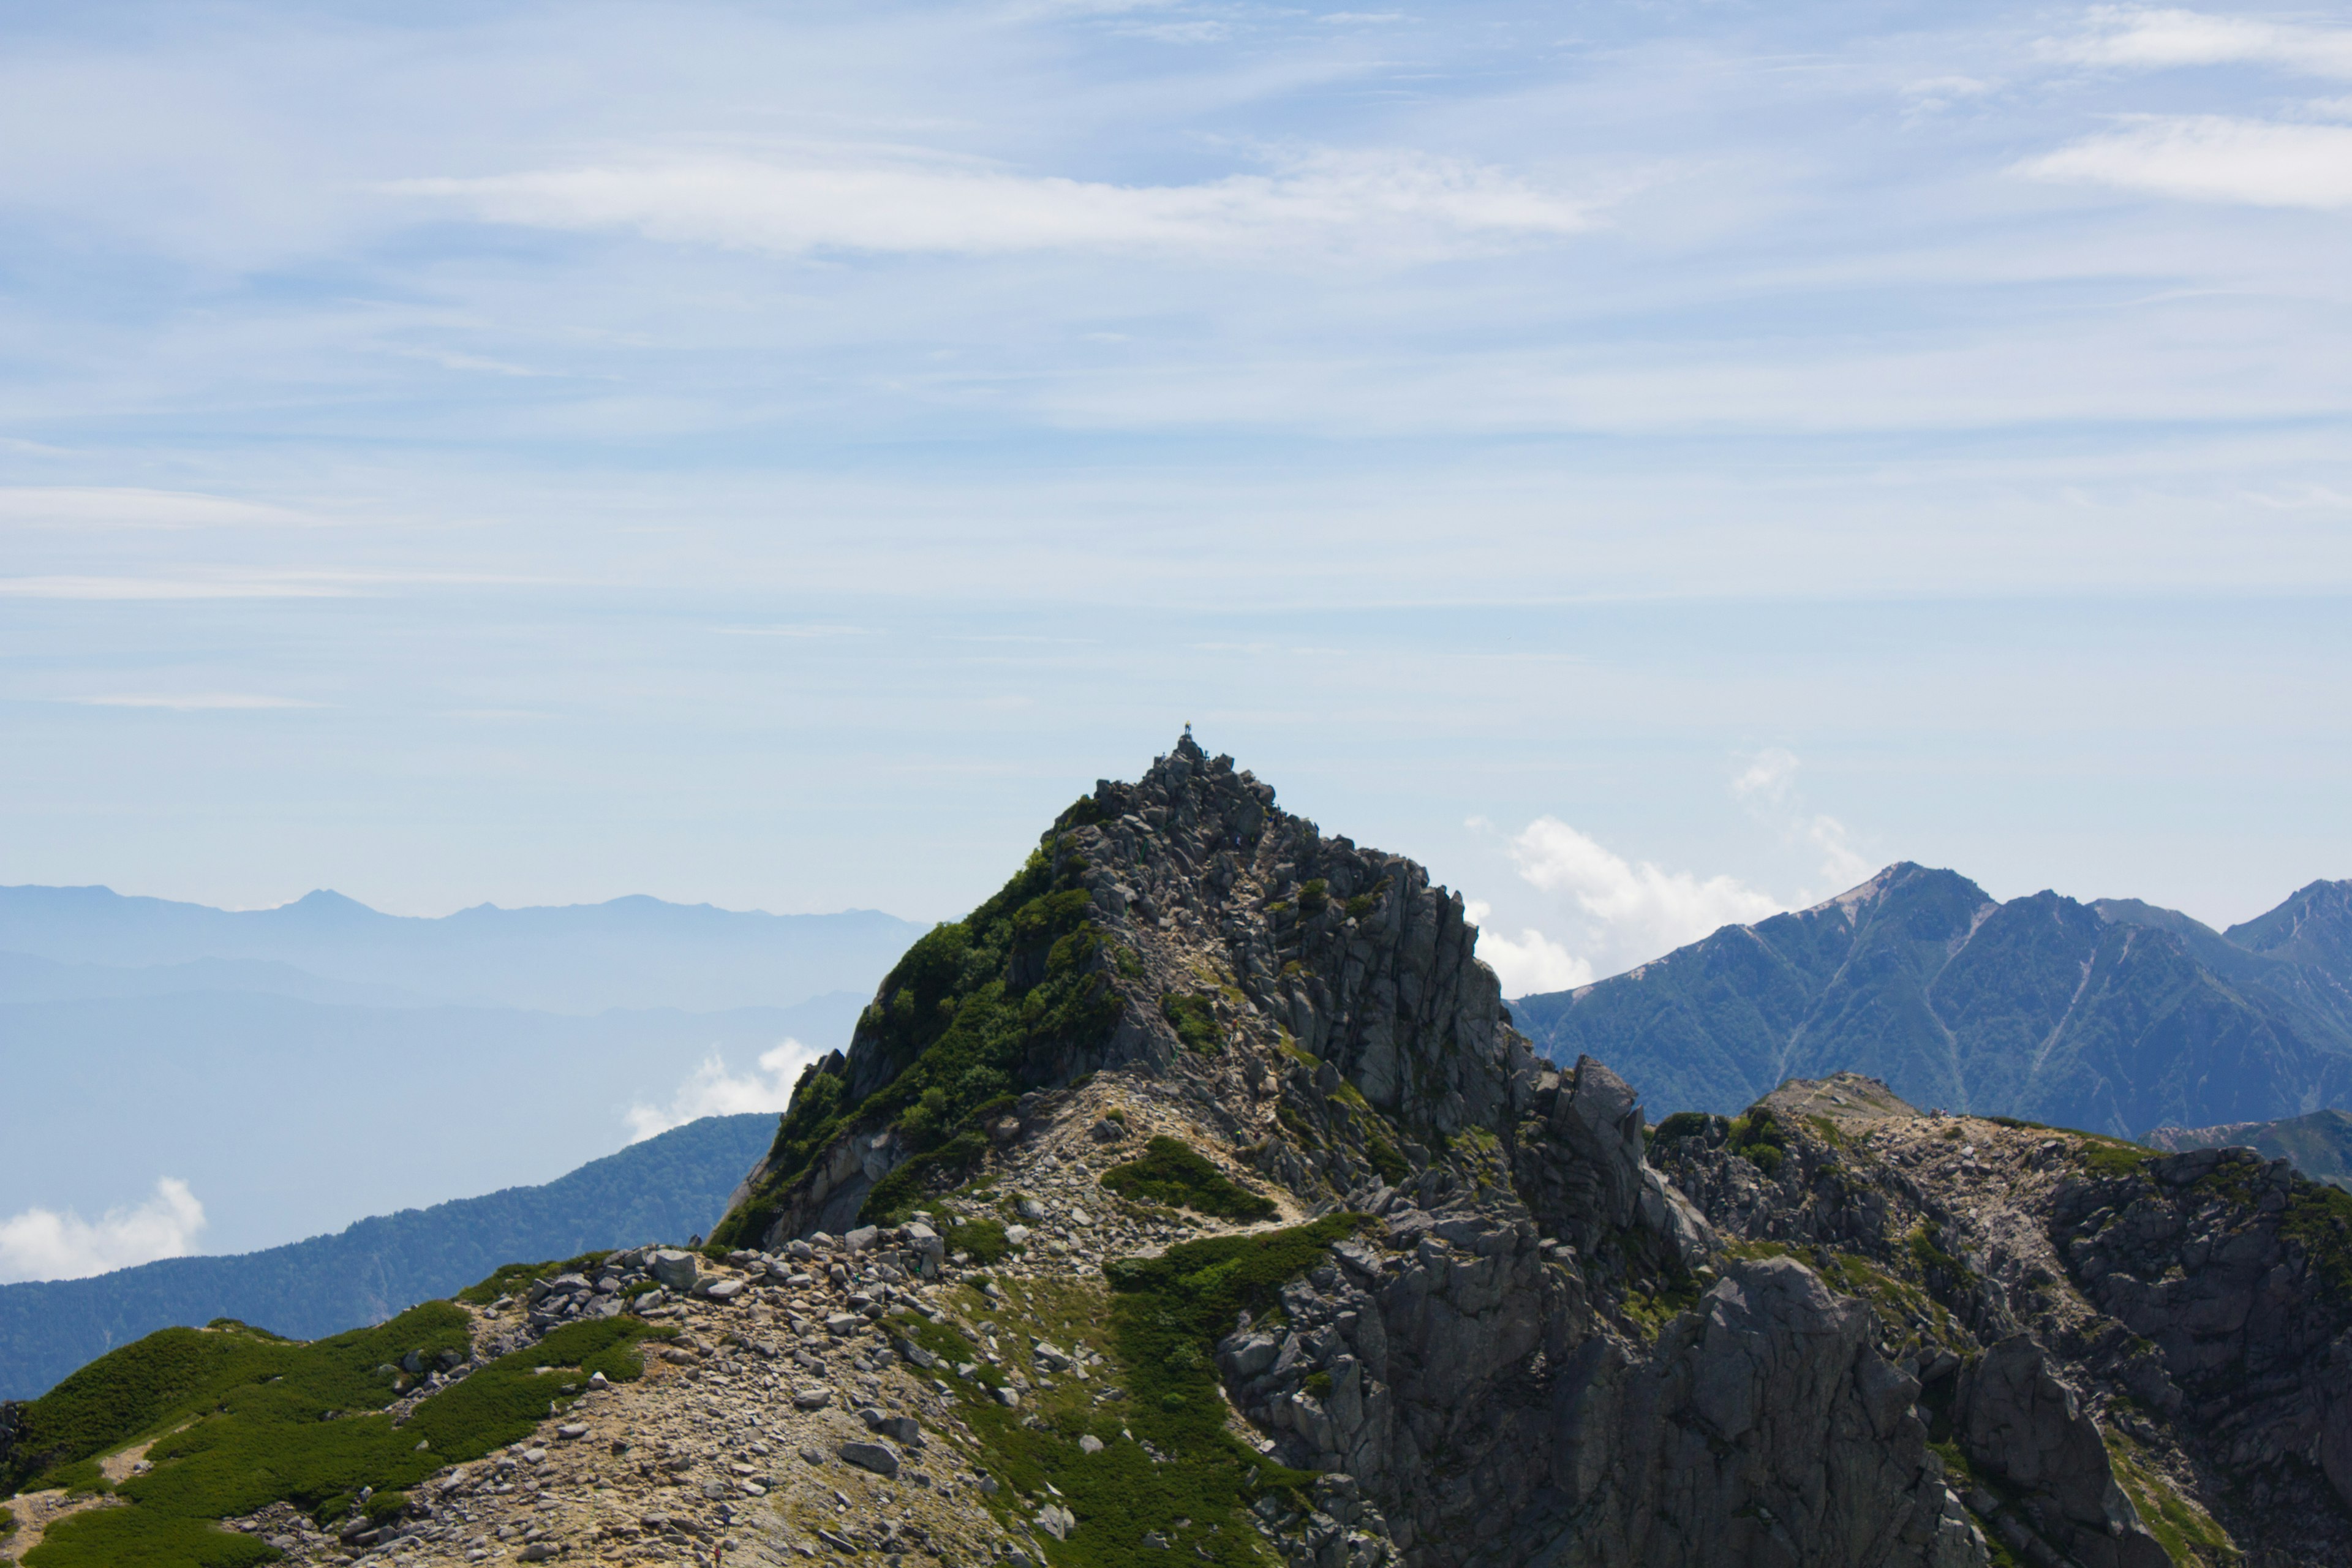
xmin=1953 ymin=1337 xmax=2169 ymax=1568
xmin=1643 ymin=1072 xmax=2352 ymax=1566
xmin=1213 ymin=1205 xmax=1982 ymax=1568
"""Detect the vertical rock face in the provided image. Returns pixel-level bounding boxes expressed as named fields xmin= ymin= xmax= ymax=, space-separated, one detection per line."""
xmin=721 ymin=739 xmax=2000 ymax=1567
xmin=1953 ymin=1338 xmax=2169 ymax=1568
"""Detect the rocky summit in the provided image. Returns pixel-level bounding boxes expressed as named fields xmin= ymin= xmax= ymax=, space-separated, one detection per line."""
xmin=7 ymin=735 xmax=2350 ymax=1568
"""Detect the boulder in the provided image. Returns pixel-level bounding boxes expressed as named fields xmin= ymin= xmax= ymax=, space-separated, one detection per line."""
xmin=839 ymin=1440 xmax=901 ymax=1478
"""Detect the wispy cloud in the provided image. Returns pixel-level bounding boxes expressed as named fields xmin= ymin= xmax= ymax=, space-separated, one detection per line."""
xmin=2049 ymin=7 xmax=2352 ymax=78
xmin=624 ymin=1039 xmax=825 ymax=1142
xmin=0 ymin=1178 xmax=208 ymax=1284
xmin=0 ymin=487 xmax=315 ymax=530
xmin=1731 ymin=747 xmax=1801 ymax=807
xmin=392 ymin=148 xmax=1596 ymax=264
xmin=67 ymin=693 xmax=328 ymax=710
xmin=0 ymin=573 xmax=358 ymax=600
xmin=2020 ymin=115 xmax=2352 ymax=208
xmin=1729 ymin=749 xmax=1874 ymax=892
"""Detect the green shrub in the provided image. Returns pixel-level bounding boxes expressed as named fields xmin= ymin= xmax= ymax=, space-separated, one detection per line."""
xmin=1341 ymin=879 xmax=1390 ymax=922
xmin=1727 ymin=1108 xmax=1789 ymax=1177
xmin=943 ymin=1216 xmax=1011 ymax=1264
xmin=1651 ymin=1111 xmax=1716 ymax=1144
xmin=1303 ymin=1371 xmax=1333 ymax=1398
xmin=0 ymin=1504 xmax=15 ymax=1536
xmin=860 ymin=1131 xmax=989 ymax=1226
xmin=455 ymin=1252 xmax=613 ymax=1306
xmin=1161 ymin=993 xmax=1223 ymax=1054
xmin=1100 ymin=1138 xmax=1277 ymax=1221
xmin=916 ymin=1222 xmax=1361 ymax=1568
xmin=23 ymin=1313 xmax=671 ymax=1568
xmin=1364 ymin=1133 xmax=1410 ymax=1186
xmin=1297 ymin=880 xmax=1329 ymax=914
xmin=2078 ymin=1139 xmax=2155 ymax=1180
xmin=713 ymin=841 xmax=1122 ymax=1250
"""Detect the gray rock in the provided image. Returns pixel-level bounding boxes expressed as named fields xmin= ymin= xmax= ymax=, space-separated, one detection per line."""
xmin=648 ymin=1250 xmax=698 ymax=1292
xmin=1956 ymin=1338 xmax=2171 ymax=1568
xmin=839 ymin=1441 xmax=901 ymax=1478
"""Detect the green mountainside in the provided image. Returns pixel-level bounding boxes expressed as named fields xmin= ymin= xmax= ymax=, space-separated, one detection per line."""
xmin=0 ymin=1114 xmax=771 ymax=1400
xmin=1509 ymin=865 xmax=2352 ymax=1136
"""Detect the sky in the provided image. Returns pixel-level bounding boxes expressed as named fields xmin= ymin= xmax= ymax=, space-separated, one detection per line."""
xmin=3 ymin=0 xmax=2351 ymax=1006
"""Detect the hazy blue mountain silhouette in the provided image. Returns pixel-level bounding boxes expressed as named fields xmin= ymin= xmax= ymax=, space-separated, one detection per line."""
xmin=0 ymin=884 xmax=924 ymax=1015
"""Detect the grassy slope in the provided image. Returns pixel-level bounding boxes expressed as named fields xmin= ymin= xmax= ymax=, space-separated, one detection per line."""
xmin=888 ymin=1216 xmax=1363 ymax=1568
xmin=4 ymin=1302 xmax=669 ymax=1568
xmin=0 ymin=1113 xmax=775 ymax=1401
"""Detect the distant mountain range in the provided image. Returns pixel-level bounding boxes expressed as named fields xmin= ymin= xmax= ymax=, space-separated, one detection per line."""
xmin=0 ymin=884 xmax=923 ymax=1255
xmin=2146 ymin=1109 xmax=2352 ymax=1189
xmin=0 ymin=884 xmax=925 ymax=1014
xmin=0 ymin=1112 xmax=775 ymax=1400
xmin=1509 ymin=867 xmax=2352 ymax=1137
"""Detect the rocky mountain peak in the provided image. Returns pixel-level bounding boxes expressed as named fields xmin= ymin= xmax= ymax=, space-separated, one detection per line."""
xmin=19 ymin=741 xmax=2348 ymax=1568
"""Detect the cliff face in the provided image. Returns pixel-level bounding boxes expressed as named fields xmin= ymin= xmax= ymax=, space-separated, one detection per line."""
xmin=714 ymin=737 xmax=2013 ymax=1567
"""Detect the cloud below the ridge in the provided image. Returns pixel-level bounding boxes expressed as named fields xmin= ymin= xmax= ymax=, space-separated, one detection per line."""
xmin=1509 ymin=816 xmax=1789 ymax=959
xmin=625 ymin=1039 xmax=826 ymax=1142
xmin=392 ymin=148 xmax=1596 ymax=263
xmin=0 ymin=1178 xmax=208 ymax=1284
xmin=1466 ymin=901 xmax=1595 ymax=995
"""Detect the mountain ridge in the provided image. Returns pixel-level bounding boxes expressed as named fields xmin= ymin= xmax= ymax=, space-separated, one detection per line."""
xmin=1510 ymin=864 xmax=2352 ymax=1135
xmin=0 ymin=1112 xmax=775 ymax=1401
xmin=0 ymin=883 xmax=925 ymax=1015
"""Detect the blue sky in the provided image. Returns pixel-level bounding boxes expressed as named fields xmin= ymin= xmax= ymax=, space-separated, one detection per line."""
xmin=3 ymin=0 xmax=2350 ymax=990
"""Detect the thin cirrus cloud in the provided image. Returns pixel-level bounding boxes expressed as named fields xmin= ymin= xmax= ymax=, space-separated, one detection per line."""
xmin=390 ymin=149 xmax=1596 ymax=263
xmin=2050 ymin=6 xmax=2352 ymax=77
xmin=2021 ymin=115 xmax=2352 ymax=209
xmin=67 ymin=693 xmax=328 ymax=710
xmin=0 ymin=487 xmax=317 ymax=530
xmin=0 ymin=1178 xmax=208 ymax=1284
xmin=0 ymin=574 xmax=358 ymax=600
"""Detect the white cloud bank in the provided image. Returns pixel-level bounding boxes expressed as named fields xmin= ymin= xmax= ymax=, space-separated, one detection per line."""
xmin=625 ymin=1039 xmax=825 ymax=1142
xmin=2052 ymin=7 xmax=2352 ymax=78
xmin=1472 ymin=751 xmax=1884 ymax=995
xmin=1466 ymin=901 xmax=1594 ymax=995
xmin=393 ymin=149 xmax=1594 ymax=263
xmin=2022 ymin=115 xmax=2352 ymax=208
xmin=0 ymin=1178 xmax=208 ymax=1284
xmin=1509 ymin=817 xmax=1789 ymax=959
